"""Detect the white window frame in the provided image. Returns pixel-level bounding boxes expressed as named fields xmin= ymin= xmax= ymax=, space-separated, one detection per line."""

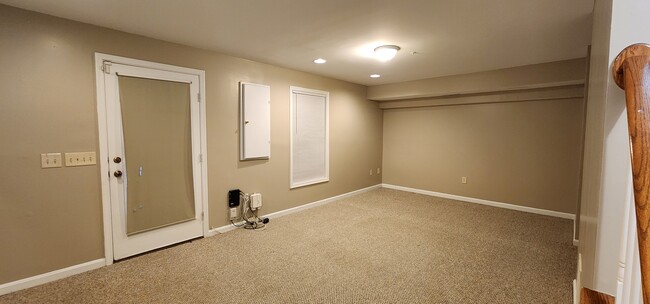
xmin=289 ymin=86 xmax=330 ymax=189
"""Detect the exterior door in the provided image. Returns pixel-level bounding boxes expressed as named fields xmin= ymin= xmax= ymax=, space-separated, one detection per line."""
xmin=102 ymin=62 xmax=204 ymax=260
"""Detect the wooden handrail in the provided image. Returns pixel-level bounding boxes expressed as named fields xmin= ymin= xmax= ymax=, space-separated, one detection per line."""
xmin=613 ymin=43 xmax=650 ymax=303
xmin=581 ymin=287 xmax=615 ymax=304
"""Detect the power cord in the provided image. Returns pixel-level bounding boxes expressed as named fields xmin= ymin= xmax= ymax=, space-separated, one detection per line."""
xmin=230 ymin=191 xmax=268 ymax=230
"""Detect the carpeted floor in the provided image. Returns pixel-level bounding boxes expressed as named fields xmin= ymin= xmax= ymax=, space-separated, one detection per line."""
xmin=0 ymin=188 xmax=577 ymax=303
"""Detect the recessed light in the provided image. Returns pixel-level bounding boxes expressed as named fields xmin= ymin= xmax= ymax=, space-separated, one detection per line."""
xmin=374 ymin=45 xmax=400 ymax=62
xmin=370 ymin=74 xmax=381 ymax=78
xmin=313 ymin=58 xmax=327 ymax=64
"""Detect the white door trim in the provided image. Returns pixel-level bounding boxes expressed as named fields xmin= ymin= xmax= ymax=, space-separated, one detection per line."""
xmin=94 ymin=53 xmax=208 ymax=265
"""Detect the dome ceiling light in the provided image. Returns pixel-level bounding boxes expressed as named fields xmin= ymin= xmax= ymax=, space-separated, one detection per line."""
xmin=374 ymin=45 xmax=401 ymax=62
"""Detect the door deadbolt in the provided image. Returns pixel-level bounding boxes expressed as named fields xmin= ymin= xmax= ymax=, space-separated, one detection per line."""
xmin=113 ymin=157 xmax=122 ymax=163
xmin=113 ymin=170 xmax=123 ymax=178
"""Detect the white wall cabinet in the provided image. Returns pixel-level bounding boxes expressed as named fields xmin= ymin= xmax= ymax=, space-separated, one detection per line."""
xmin=240 ymin=82 xmax=271 ymax=160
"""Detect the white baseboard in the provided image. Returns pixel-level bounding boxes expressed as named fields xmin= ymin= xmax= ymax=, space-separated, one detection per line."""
xmin=206 ymin=221 xmax=242 ymax=236
xmin=382 ymin=184 xmax=576 ymax=220
xmin=573 ymin=279 xmax=579 ymax=304
xmin=0 ymin=258 xmax=105 ymax=296
xmin=207 ymin=184 xmax=383 ymax=236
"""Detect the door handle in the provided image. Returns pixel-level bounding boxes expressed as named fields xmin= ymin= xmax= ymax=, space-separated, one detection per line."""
xmin=113 ymin=170 xmax=123 ymax=178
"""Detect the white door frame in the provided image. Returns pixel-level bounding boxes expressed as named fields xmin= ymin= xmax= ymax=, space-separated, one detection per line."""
xmin=94 ymin=53 xmax=209 ymax=265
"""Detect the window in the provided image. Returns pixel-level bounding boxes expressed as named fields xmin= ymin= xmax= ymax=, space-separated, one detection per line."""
xmin=290 ymin=87 xmax=329 ymax=188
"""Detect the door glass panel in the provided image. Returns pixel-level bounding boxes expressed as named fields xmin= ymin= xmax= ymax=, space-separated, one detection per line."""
xmin=118 ymin=76 xmax=195 ymax=235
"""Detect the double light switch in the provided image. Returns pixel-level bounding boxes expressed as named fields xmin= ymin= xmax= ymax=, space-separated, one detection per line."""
xmin=41 ymin=153 xmax=62 ymax=168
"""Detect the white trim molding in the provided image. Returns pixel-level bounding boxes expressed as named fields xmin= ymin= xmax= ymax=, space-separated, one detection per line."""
xmin=207 ymin=184 xmax=382 ymax=236
xmin=382 ymin=184 xmax=576 ymax=220
xmin=0 ymin=259 xmax=105 ymax=296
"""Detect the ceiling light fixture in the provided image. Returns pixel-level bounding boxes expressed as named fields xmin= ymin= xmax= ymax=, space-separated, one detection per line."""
xmin=374 ymin=45 xmax=400 ymax=62
xmin=370 ymin=74 xmax=381 ymax=78
xmin=313 ymin=58 xmax=327 ymax=64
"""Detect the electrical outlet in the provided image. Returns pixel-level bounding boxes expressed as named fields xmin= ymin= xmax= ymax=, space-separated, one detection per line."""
xmin=369 ymin=169 xmax=373 ymax=176
xmin=461 ymin=177 xmax=467 ymax=184
xmin=377 ymin=168 xmax=381 ymax=174
xmin=229 ymin=207 xmax=238 ymax=219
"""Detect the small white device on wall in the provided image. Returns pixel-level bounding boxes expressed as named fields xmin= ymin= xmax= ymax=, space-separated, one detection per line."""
xmin=240 ymin=82 xmax=271 ymax=160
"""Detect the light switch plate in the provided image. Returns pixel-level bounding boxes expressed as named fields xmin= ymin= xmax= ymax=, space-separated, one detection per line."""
xmin=41 ymin=153 xmax=62 ymax=168
xmin=65 ymin=152 xmax=97 ymax=167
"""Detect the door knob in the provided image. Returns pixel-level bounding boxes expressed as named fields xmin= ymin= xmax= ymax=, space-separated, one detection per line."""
xmin=113 ymin=170 xmax=123 ymax=178
xmin=113 ymin=157 xmax=122 ymax=163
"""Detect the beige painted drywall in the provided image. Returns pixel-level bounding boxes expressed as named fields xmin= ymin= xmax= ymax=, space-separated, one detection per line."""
xmin=367 ymin=58 xmax=586 ymax=101
xmin=0 ymin=5 xmax=383 ymax=285
xmin=377 ymin=85 xmax=584 ymax=109
xmin=382 ymin=98 xmax=585 ymax=214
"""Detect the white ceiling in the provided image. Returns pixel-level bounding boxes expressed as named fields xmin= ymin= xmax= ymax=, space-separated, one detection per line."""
xmin=0 ymin=0 xmax=594 ymax=86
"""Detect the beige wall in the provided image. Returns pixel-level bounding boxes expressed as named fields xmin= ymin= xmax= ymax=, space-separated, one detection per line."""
xmin=368 ymin=58 xmax=586 ymax=101
xmin=0 ymin=5 xmax=383 ymax=285
xmin=382 ymin=98 xmax=585 ymax=214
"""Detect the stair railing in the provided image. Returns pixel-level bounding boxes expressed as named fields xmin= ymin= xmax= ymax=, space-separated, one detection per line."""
xmin=613 ymin=43 xmax=650 ymax=303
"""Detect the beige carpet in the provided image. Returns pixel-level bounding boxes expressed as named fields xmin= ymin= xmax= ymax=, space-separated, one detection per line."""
xmin=0 ymin=188 xmax=577 ymax=303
